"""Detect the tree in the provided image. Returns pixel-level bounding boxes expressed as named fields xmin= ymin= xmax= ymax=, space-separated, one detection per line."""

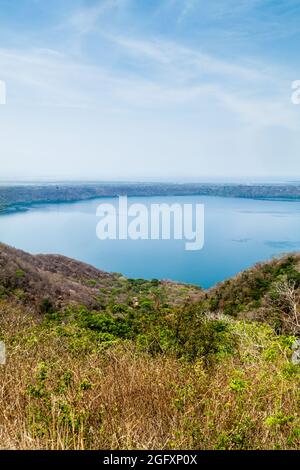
xmin=271 ymin=278 xmax=300 ymax=336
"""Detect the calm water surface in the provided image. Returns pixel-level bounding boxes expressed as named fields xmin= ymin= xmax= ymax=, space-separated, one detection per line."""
xmin=1 ymin=196 xmax=300 ymax=288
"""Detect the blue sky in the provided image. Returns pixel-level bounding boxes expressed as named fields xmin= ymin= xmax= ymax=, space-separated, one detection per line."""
xmin=0 ymin=0 xmax=300 ymax=181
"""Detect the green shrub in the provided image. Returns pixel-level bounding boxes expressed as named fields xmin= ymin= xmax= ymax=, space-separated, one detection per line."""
xmin=15 ymin=269 xmax=25 ymax=279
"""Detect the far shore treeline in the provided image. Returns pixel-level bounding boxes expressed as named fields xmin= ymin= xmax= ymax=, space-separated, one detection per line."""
xmin=2 ymin=182 xmax=300 ymax=213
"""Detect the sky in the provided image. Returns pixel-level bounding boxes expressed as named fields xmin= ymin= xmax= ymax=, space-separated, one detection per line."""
xmin=0 ymin=0 xmax=300 ymax=181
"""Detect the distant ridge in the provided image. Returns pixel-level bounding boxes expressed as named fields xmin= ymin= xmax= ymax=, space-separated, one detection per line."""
xmin=2 ymin=182 xmax=300 ymax=213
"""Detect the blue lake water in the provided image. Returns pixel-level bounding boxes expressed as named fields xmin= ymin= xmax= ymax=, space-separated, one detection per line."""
xmin=1 ymin=195 xmax=300 ymax=288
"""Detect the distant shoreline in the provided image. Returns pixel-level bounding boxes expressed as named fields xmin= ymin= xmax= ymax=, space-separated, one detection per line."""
xmin=2 ymin=182 xmax=300 ymax=214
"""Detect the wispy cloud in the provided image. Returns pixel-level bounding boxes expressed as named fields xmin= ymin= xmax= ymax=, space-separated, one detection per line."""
xmin=104 ymin=34 xmax=296 ymax=129
xmin=66 ymin=0 xmax=129 ymax=35
xmin=109 ymin=34 xmax=268 ymax=82
xmin=0 ymin=29 xmax=296 ymax=131
xmin=0 ymin=0 xmax=299 ymax=180
xmin=177 ymin=0 xmax=198 ymax=24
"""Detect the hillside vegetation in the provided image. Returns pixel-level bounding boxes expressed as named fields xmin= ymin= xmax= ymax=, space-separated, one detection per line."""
xmin=0 ymin=243 xmax=300 ymax=450
xmin=2 ymin=182 xmax=300 ymax=213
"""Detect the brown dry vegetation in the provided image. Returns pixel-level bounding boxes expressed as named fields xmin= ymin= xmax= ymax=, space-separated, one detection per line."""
xmin=0 ymin=299 xmax=299 ymax=450
xmin=0 ymin=243 xmax=203 ymax=313
xmin=0 ymin=244 xmax=300 ymax=450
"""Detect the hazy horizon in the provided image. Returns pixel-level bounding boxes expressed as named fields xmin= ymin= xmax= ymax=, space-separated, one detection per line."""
xmin=1 ymin=176 xmax=300 ymax=186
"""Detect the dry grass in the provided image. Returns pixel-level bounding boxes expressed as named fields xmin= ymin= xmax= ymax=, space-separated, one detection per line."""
xmin=0 ymin=243 xmax=203 ymax=315
xmin=0 ymin=300 xmax=299 ymax=450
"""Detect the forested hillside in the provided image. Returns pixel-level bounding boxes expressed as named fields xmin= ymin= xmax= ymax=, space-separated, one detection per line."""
xmin=0 ymin=243 xmax=299 ymax=450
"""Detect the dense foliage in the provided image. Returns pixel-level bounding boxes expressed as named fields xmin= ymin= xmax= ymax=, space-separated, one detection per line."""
xmin=1 ymin=247 xmax=300 ymax=449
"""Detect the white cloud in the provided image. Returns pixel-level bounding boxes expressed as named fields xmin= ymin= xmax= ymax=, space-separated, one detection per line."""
xmin=177 ymin=0 xmax=198 ymax=24
xmin=0 ymin=34 xmax=296 ymax=132
xmin=110 ymin=35 xmax=268 ymax=82
xmin=67 ymin=0 xmax=129 ymax=35
xmin=105 ymin=35 xmax=297 ymax=129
